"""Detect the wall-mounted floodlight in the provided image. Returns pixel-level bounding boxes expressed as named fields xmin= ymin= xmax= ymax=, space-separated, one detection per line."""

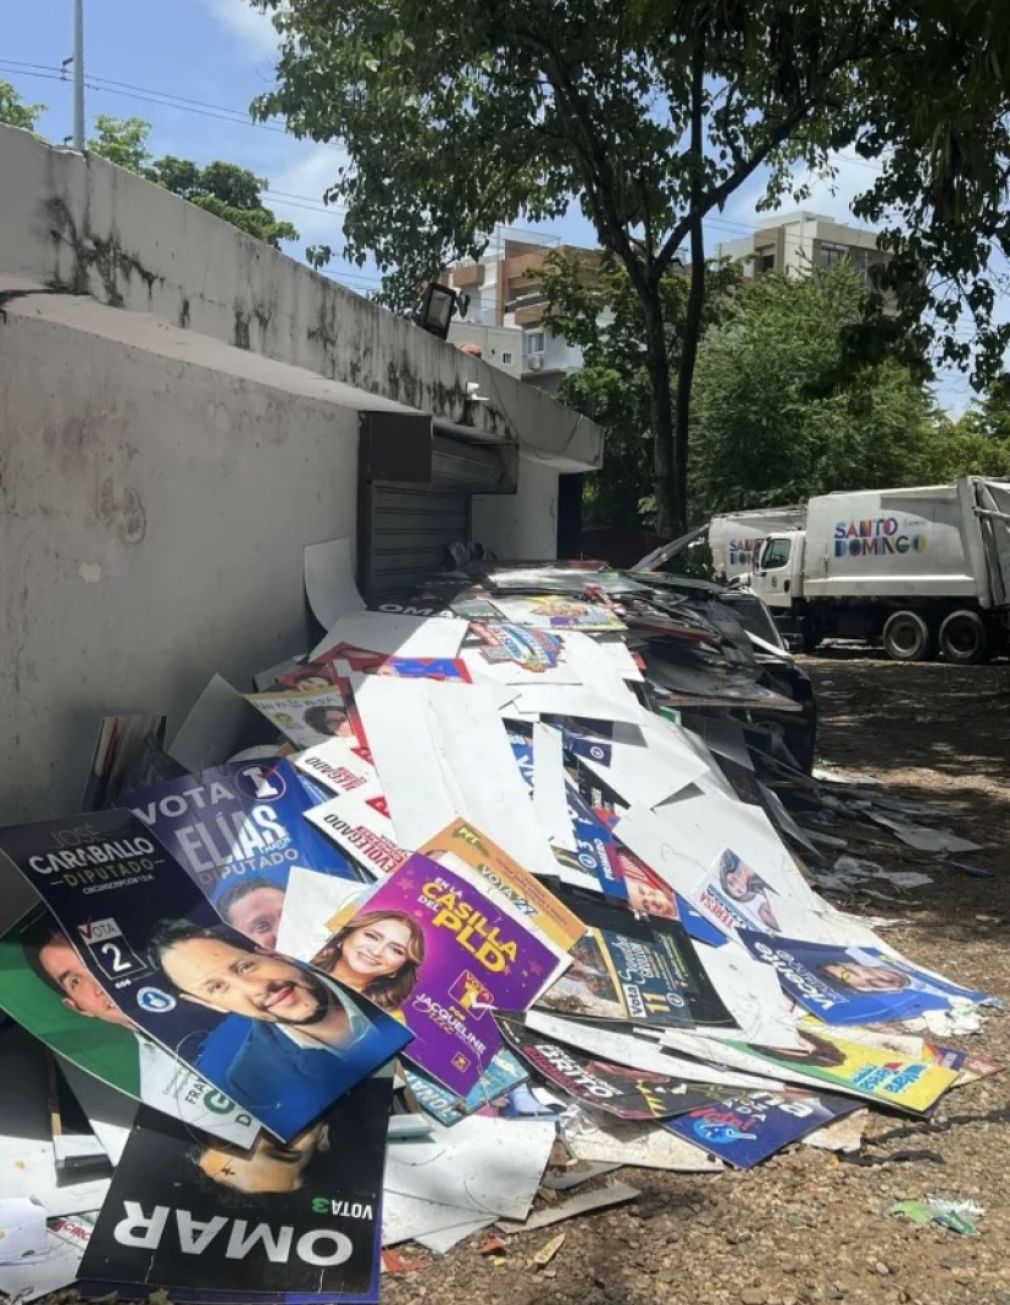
xmin=415 ymin=283 xmax=457 ymax=339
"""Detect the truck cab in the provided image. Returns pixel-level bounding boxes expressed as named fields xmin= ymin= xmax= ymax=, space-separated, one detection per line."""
xmin=750 ymin=531 xmax=806 ymax=610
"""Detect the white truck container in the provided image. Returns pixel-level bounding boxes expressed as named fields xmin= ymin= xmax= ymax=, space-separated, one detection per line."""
xmin=707 ymin=506 xmax=807 ymax=583
xmin=747 ymin=478 xmax=1010 ymax=662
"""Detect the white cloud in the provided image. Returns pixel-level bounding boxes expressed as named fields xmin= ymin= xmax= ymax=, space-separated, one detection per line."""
xmin=723 ymin=151 xmax=884 ymax=235
xmin=200 ymin=0 xmax=280 ymax=60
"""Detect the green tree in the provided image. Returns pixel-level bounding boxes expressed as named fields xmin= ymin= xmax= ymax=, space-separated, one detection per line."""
xmin=541 ymin=249 xmax=741 ymax=526
xmin=688 ymin=262 xmax=1009 ymax=516
xmin=87 ymin=115 xmax=152 ymax=171
xmin=86 ymin=116 xmax=298 ymax=249
xmin=250 ymin=0 xmax=1010 ymax=537
xmin=0 ymin=79 xmax=44 ymax=132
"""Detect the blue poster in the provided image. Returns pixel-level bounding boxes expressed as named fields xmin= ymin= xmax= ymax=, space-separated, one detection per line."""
xmin=507 ymin=727 xmax=535 ymax=792
xmin=404 ymin=1049 xmax=528 ymax=1126
xmin=565 ymin=784 xmax=626 ymax=896
xmin=0 ymin=809 xmax=410 ymax=1140
xmin=739 ymin=931 xmax=989 ymax=1025
xmin=128 ymin=760 xmax=357 ymax=950
xmin=663 ymin=1088 xmax=862 ymax=1169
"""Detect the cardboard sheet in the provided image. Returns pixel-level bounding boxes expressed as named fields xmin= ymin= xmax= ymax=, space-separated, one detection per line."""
xmin=304 ymin=536 xmax=365 ymax=629
xmin=382 ymin=1115 xmax=556 ymax=1244
xmin=311 ymin=612 xmax=468 ymax=661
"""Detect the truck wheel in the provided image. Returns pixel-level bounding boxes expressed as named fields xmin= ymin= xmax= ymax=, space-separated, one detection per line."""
xmin=882 ymin=610 xmax=933 ymax=662
xmin=939 ymin=610 xmax=989 ymax=664
xmin=801 ymin=618 xmax=819 ymax=655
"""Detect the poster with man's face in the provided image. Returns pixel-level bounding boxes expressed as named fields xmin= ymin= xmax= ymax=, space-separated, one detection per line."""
xmin=80 ymin=1077 xmax=391 ymax=1302
xmin=737 ymin=930 xmax=989 ymax=1025
xmin=0 ymin=906 xmax=259 ymax=1146
xmin=128 ymin=758 xmax=358 ymax=950
xmin=0 ymin=810 xmax=410 ymax=1141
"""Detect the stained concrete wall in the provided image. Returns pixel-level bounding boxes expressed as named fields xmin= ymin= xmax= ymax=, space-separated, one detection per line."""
xmin=0 ymin=126 xmax=602 ymax=472
xmin=0 ymin=306 xmax=360 ymax=823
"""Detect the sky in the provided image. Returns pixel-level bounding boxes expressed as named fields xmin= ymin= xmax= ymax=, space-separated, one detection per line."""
xmin=0 ymin=0 xmax=983 ymax=414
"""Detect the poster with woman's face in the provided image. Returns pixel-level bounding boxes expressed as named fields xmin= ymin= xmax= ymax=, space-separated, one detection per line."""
xmin=316 ymin=852 xmax=561 ymax=1096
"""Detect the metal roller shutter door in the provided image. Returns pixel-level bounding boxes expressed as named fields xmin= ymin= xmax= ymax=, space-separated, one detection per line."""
xmin=357 ymin=413 xmax=515 ymax=598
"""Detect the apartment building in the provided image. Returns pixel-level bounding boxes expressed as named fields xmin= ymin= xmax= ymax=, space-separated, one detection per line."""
xmin=715 ymin=210 xmax=890 ymax=286
xmin=447 ymin=230 xmax=601 ymax=394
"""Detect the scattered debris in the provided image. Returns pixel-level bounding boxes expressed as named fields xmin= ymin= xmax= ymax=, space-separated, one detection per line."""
xmin=497 ymin=1182 xmax=641 ymax=1234
xmin=0 ymin=547 xmax=1000 ymax=1303
xmin=889 ymin=1197 xmax=984 ymax=1236
xmin=532 ymin=1231 xmax=567 ymax=1266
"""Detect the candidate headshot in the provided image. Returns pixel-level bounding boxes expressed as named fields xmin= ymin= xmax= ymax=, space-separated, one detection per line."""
xmin=303 ymin=704 xmax=354 ymax=739
xmin=216 ymin=877 xmax=286 ymax=953
xmin=314 ymin=911 xmax=424 ymax=1011
xmin=193 ymin=1119 xmax=330 ymax=1195
xmin=719 ymin=855 xmax=768 ymax=904
xmin=818 ymin=962 xmax=912 ymax=994
xmin=279 ymin=663 xmax=340 ymax=691
xmin=149 ymin=920 xmax=339 ymax=1027
xmin=623 ymin=872 xmax=676 ymax=921
xmin=22 ymin=916 xmax=135 ymax=1029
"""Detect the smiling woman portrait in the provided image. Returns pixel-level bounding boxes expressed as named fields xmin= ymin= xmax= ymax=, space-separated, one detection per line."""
xmin=314 ymin=911 xmax=425 ymax=1011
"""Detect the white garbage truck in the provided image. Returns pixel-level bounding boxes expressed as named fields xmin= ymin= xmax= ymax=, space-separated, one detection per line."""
xmin=707 ymin=505 xmax=807 ymax=583
xmin=745 ymin=478 xmax=1010 ymax=661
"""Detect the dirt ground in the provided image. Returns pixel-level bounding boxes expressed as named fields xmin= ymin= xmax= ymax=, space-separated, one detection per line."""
xmin=383 ymin=652 xmax=1010 ymax=1305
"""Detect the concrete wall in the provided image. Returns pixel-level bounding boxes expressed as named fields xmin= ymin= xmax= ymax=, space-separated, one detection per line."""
xmin=472 ymin=457 xmax=559 ymax=558
xmin=0 ymin=307 xmax=360 ymax=823
xmin=0 ymin=126 xmax=601 ymax=473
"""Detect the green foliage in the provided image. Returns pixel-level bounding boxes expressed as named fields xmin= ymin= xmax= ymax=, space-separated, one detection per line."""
xmin=541 ymin=250 xmax=741 ymax=526
xmin=86 ymin=116 xmax=297 ymax=249
xmin=689 ymin=263 xmax=1010 ymax=517
xmin=249 ymin=0 xmax=1010 ymax=532
xmin=0 ymin=79 xmax=44 ymax=132
xmin=87 ymin=115 xmax=153 ymax=171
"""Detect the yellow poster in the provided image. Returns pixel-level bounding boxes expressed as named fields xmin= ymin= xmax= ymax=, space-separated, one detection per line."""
xmin=418 ymin=820 xmax=586 ymax=954
xmin=726 ymin=1022 xmax=959 ymax=1114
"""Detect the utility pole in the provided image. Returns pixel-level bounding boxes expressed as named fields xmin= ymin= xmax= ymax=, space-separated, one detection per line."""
xmin=72 ymin=0 xmax=85 ymax=150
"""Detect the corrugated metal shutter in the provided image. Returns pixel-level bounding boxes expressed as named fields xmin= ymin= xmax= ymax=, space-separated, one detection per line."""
xmin=357 ymin=413 xmax=515 ymax=598
xmin=362 ymin=482 xmax=471 ymax=596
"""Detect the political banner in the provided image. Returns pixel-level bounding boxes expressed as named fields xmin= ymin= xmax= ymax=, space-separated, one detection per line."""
xmin=305 ymin=793 xmax=407 ymax=880
xmin=245 ymin=688 xmax=356 ymax=750
xmin=497 ymin=1014 xmax=719 ymax=1121
xmin=713 ymin=1030 xmax=960 ymax=1114
xmin=323 ymin=852 xmax=562 ymax=1095
xmin=403 ymin=1048 xmax=528 ymax=1126
xmin=469 ymin=623 xmax=565 ymax=675
xmin=319 ymin=647 xmax=472 ymax=683
xmin=662 ymin=1088 xmax=863 ymax=1169
xmin=129 ymin=760 xmax=358 ymax=946
xmin=80 ymin=1077 xmax=390 ymax=1302
xmin=535 ymin=887 xmax=732 ymax=1028
xmin=417 ymin=820 xmax=586 ymax=955
xmin=695 ymin=848 xmax=784 ymax=937
xmin=738 ymin=931 xmax=990 ymax=1026
xmin=594 ymin=810 xmax=727 ymax=947
xmin=0 ymin=810 xmax=410 ymax=1140
xmin=0 ymin=907 xmax=260 ymax=1146
xmin=488 ymin=596 xmax=625 ymax=632
xmin=564 ymin=785 xmax=625 ymax=897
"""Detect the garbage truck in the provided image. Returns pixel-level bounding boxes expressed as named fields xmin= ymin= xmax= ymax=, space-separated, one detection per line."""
xmin=707 ymin=505 xmax=807 ymax=583
xmin=745 ymin=478 xmax=1010 ymax=662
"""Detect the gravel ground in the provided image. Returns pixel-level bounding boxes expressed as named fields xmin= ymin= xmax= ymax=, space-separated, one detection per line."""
xmin=382 ymin=652 xmax=1010 ymax=1305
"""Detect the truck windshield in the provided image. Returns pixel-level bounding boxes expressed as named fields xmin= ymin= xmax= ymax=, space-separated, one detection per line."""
xmin=762 ymin=538 xmax=792 ymax=569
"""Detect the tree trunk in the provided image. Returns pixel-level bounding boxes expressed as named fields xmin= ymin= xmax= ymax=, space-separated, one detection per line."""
xmin=674 ymin=213 xmax=706 ymax=528
xmin=643 ymin=298 xmax=680 ymax=537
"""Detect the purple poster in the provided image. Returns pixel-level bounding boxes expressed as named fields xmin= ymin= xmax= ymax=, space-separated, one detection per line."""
xmin=333 ymin=854 xmax=560 ymax=1095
